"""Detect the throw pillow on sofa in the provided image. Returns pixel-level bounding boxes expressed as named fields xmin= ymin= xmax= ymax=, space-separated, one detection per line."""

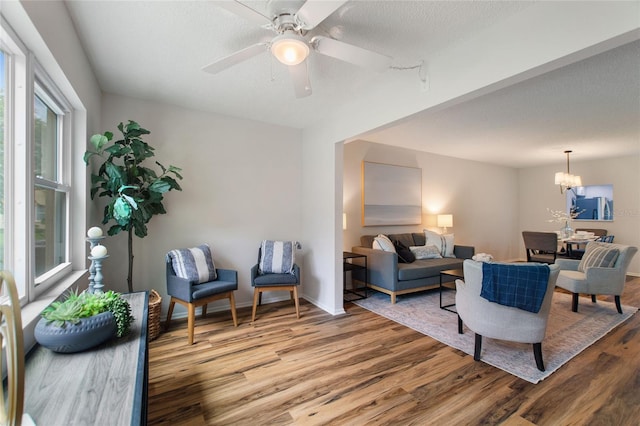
xmin=373 ymin=234 xmax=396 ymax=252
xmin=393 ymin=240 xmax=415 ymax=263
xmin=424 ymin=229 xmax=455 ymax=258
xmin=410 ymin=244 xmax=443 ymax=260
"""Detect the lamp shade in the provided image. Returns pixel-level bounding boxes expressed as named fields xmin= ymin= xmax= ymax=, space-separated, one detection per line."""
xmin=271 ymin=33 xmax=309 ymax=66
xmin=437 ymin=214 xmax=453 ymax=228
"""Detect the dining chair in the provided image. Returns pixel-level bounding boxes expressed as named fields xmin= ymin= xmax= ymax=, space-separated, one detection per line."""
xmin=522 ymin=231 xmax=558 ymax=264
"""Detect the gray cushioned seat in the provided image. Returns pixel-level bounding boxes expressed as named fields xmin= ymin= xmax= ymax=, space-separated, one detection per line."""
xmin=253 ymin=272 xmax=299 ymax=286
xmin=397 ymin=258 xmax=463 ymax=281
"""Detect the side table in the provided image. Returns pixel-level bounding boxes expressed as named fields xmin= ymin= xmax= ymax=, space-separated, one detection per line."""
xmin=343 ymin=251 xmax=368 ymax=301
xmin=440 ymin=268 xmax=464 ymax=313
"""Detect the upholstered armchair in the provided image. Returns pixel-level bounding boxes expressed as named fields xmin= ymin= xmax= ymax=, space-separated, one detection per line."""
xmin=166 ymin=244 xmax=238 ymax=344
xmin=250 ymin=240 xmax=301 ymax=322
xmin=555 ymin=241 xmax=637 ymax=314
xmin=456 ymin=260 xmax=560 ymax=371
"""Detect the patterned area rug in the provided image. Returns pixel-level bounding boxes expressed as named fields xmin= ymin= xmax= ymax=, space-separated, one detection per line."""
xmin=353 ymin=289 xmax=637 ymax=384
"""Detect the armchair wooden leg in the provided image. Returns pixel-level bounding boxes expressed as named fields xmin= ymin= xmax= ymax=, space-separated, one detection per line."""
xmin=457 ymin=315 xmax=463 ymax=334
xmin=474 ymin=334 xmax=482 ymax=361
xmin=229 ymin=292 xmax=238 ymax=326
xmin=188 ymin=303 xmax=196 ymax=345
xmin=571 ymin=293 xmax=579 ymax=312
xmin=615 ymin=295 xmax=623 ymax=314
xmin=165 ymin=299 xmax=176 ymax=331
xmin=293 ymin=286 xmax=300 ymax=319
xmin=202 ymin=304 xmax=208 ymax=318
xmin=591 ymin=294 xmax=597 ymax=303
xmin=252 ymin=288 xmax=260 ymax=322
xmin=533 ymin=343 xmax=545 ymax=371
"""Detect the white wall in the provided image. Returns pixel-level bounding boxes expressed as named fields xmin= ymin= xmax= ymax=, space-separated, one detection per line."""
xmin=301 ymin=1 xmax=640 ymax=315
xmin=97 ymin=94 xmax=304 ymax=315
xmin=519 ymin=155 xmax=640 ymax=274
xmin=343 ymin=140 xmax=519 ymax=260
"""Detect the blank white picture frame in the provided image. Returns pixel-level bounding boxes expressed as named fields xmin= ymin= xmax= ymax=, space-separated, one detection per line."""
xmin=362 ymin=161 xmax=422 ymax=226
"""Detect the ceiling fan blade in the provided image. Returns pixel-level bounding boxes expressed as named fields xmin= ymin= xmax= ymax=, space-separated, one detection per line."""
xmin=202 ymin=43 xmax=268 ymax=74
xmin=311 ymin=36 xmax=391 ymax=72
xmin=216 ymin=0 xmax=273 ymax=27
xmin=296 ymin=0 xmax=348 ymax=30
xmin=289 ymin=61 xmax=312 ymax=98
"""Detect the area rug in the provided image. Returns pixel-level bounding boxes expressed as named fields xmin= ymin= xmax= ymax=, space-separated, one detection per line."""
xmin=353 ymin=289 xmax=637 ymax=384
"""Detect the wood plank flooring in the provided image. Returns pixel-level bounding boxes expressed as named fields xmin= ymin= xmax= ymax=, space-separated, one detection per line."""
xmin=148 ymin=277 xmax=640 ymax=425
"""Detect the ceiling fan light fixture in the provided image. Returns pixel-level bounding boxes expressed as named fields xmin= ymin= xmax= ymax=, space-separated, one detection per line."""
xmin=271 ymin=33 xmax=309 ymax=66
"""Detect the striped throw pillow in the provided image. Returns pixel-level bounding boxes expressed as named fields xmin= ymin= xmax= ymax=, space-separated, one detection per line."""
xmin=167 ymin=244 xmax=217 ymax=283
xmin=259 ymin=240 xmax=296 ymax=274
xmin=578 ymin=245 xmax=620 ymax=272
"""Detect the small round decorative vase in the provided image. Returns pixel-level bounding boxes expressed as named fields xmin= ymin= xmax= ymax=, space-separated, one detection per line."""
xmin=34 ymin=311 xmax=117 ymax=353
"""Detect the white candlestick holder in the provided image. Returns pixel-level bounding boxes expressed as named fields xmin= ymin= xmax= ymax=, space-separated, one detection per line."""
xmin=89 ymin=254 xmax=109 ymax=294
xmin=86 ymin=236 xmax=105 ymax=293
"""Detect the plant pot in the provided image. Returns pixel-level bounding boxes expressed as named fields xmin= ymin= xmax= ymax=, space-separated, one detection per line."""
xmin=34 ymin=311 xmax=117 ymax=353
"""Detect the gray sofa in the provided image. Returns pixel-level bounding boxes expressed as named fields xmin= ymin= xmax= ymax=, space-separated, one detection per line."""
xmin=352 ymin=233 xmax=475 ymax=303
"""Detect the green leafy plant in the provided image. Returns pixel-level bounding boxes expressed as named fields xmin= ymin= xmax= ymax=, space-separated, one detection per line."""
xmin=84 ymin=120 xmax=183 ymax=292
xmin=42 ymin=290 xmax=135 ymax=338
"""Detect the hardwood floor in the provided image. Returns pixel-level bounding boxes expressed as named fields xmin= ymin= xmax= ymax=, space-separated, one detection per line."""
xmin=148 ymin=277 xmax=640 ymax=425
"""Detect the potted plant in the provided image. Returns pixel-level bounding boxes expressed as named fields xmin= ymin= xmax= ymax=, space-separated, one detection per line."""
xmin=84 ymin=120 xmax=183 ymax=292
xmin=34 ymin=290 xmax=135 ymax=353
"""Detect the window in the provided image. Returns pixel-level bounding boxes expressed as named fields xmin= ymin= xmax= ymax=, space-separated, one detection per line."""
xmin=33 ymin=86 xmax=70 ymax=282
xmin=1 ymin=16 xmax=77 ymax=301
xmin=1 ymin=49 xmax=5 ymax=272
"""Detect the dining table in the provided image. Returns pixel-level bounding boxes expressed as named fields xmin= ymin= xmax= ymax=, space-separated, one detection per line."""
xmin=560 ymin=235 xmax=599 ymax=258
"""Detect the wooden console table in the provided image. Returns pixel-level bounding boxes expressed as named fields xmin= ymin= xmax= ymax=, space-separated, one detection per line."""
xmin=24 ymin=291 xmax=149 ymax=425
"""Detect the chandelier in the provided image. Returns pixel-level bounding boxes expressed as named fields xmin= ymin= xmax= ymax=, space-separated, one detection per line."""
xmin=554 ymin=150 xmax=582 ymax=193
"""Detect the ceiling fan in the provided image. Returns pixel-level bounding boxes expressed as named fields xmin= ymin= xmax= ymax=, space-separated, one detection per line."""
xmin=202 ymin=0 xmax=393 ymax=98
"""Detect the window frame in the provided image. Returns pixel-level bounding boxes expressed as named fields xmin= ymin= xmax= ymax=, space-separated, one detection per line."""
xmin=32 ymin=71 xmax=73 ymax=294
xmin=1 ymin=15 xmax=77 ymax=303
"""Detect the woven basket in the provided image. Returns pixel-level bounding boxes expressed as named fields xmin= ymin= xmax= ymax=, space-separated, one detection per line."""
xmin=148 ymin=289 xmax=162 ymax=341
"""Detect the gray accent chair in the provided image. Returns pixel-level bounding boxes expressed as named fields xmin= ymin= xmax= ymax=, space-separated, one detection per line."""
xmin=165 ymin=261 xmax=238 ymax=345
xmin=555 ymin=241 xmax=637 ymax=314
xmin=522 ymin=231 xmax=558 ymax=264
xmin=456 ymin=260 xmax=560 ymax=371
xmin=250 ymin=248 xmax=301 ymax=322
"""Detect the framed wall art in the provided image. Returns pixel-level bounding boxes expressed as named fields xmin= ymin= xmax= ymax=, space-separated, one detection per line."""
xmin=361 ymin=161 xmax=422 ymax=226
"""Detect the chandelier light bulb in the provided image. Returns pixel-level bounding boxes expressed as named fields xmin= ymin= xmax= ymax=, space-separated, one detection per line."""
xmin=554 ymin=150 xmax=582 ymax=193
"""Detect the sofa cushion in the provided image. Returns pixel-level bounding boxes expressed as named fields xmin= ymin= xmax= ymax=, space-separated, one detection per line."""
xmin=397 ymin=258 xmax=463 ymax=281
xmin=410 ymin=245 xmax=442 ymax=260
xmin=388 ymin=233 xmax=415 ymax=249
xmin=412 ymin=233 xmax=426 ymax=246
xmin=361 ymin=235 xmax=376 ymax=248
xmin=425 ymin=229 xmax=456 ymax=258
xmin=394 ymin=241 xmax=415 ymax=263
xmin=373 ymin=234 xmax=396 ymax=252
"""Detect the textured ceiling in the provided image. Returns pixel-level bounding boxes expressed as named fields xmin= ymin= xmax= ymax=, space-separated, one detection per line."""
xmin=64 ymin=0 xmax=640 ymax=168
xmin=360 ymin=40 xmax=640 ymax=168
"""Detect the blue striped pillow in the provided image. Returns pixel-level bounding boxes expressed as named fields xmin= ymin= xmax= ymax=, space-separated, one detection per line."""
xmin=259 ymin=240 xmax=296 ymax=275
xmin=167 ymin=244 xmax=217 ymax=283
xmin=578 ymin=244 xmax=619 ymax=272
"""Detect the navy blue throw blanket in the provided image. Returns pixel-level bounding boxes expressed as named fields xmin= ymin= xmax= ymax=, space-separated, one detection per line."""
xmin=480 ymin=263 xmax=550 ymax=313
